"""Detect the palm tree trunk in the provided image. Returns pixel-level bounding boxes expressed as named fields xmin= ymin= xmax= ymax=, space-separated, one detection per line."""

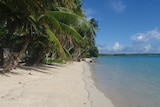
xmin=73 ymin=49 xmax=81 ymax=61
xmin=0 ymin=47 xmax=3 ymax=66
xmin=32 ymin=53 xmax=45 ymax=65
xmin=3 ymin=36 xmax=31 ymax=72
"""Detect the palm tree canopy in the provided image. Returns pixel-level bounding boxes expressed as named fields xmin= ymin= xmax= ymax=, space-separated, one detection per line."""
xmin=0 ymin=0 xmax=98 ymax=71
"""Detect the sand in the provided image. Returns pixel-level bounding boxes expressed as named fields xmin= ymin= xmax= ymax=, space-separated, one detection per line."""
xmin=0 ymin=61 xmax=114 ymax=107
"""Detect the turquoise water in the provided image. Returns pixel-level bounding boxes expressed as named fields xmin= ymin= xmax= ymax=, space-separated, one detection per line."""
xmin=92 ymin=56 xmax=160 ymax=107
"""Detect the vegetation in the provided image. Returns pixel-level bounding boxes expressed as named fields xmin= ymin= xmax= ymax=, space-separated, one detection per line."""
xmin=99 ymin=53 xmax=160 ymax=56
xmin=0 ymin=0 xmax=98 ymax=72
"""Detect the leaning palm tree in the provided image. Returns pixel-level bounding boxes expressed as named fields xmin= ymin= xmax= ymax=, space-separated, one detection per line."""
xmin=27 ymin=10 xmax=89 ymax=64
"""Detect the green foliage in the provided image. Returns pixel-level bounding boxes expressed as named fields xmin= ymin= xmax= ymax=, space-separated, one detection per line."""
xmin=43 ymin=58 xmax=64 ymax=64
xmin=0 ymin=0 xmax=99 ymax=66
xmin=50 ymin=59 xmax=64 ymax=64
xmin=89 ymin=46 xmax=99 ymax=57
xmin=0 ymin=23 xmax=7 ymax=46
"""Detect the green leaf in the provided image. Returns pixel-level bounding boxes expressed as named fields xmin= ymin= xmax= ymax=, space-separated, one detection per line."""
xmin=59 ymin=22 xmax=84 ymax=44
xmin=44 ymin=27 xmax=67 ymax=60
xmin=46 ymin=11 xmax=88 ymax=29
xmin=38 ymin=13 xmax=62 ymax=33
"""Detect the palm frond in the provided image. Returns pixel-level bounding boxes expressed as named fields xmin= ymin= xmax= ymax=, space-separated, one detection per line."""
xmin=46 ymin=11 xmax=89 ymax=29
xmin=59 ymin=22 xmax=84 ymax=44
xmin=56 ymin=7 xmax=73 ymax=13
xmin=38 ymin=13 xmax=62 ymax=33
xmin=63 ymin=47 xmax=72 ymax=60
xmin=28 ymin=15 xmax=39 ymax=33
xmin=44 ymin=27 xmax=67 ymax=60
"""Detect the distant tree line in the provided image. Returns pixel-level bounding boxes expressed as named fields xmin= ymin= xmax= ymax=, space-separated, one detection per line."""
xmin=99 ymin=53 xmax=160 ymax=56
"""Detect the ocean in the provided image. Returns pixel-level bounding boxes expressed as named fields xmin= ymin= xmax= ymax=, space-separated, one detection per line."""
xmin=92 ymin=56 xmax=160 ymax=107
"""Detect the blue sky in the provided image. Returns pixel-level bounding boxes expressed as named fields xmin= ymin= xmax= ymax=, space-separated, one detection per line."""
xmin=83 ymin=0 xmax=160 ymax=53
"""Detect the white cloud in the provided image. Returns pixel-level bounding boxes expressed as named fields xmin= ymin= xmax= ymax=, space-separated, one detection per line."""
xmin=97 ymin=42 xmax=124 ymax=53
xmin=132 ymin=28 xmax=160 ymax=42
xmin=144 ymin=44 xmax=152 ymax=52
xmin=134 ymin=34 xmax=148 ymax=42
xmin=112 ymin=42 xmax=123 ymax=51
xmin=149 ymin=29 xmax=160 ymax=40
xmin=131 ymin=28 xmax=160 ymax=53
xmin=137 ymin=35 xmax=144 ymax=40
xmin=98 ymin=28 xmax=160 ymax=53
xmin=97 ymin=43 xmax=112 ymax=53
xmin=110 ymin=0 xmax=126 ymax=13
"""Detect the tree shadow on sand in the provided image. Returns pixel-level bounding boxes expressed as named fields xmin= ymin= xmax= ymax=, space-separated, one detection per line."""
xmin=17 ymin=63 xmax=62 ymax=74
xmin=0 ymin=63 xmax=63 ymax=76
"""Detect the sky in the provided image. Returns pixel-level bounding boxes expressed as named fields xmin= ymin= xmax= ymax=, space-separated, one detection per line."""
xmin=82 ymin=0 xmax=160 ymax=54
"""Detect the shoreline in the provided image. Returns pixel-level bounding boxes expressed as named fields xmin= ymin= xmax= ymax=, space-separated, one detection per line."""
xmin=87 ymin=60 xmax=116 ymax=107
xmin=83 ymin=61 xmax=114 ymax=107
xmin=0 ymin=61 xmax=114 ymax=107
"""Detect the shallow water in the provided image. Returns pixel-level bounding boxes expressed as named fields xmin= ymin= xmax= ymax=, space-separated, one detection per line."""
xmin=92 ymin=56 xmax=160 ymax=107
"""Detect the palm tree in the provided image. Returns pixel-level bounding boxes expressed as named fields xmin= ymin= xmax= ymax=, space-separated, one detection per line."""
xmin=26 ymin=10 xmax=89 ymax=64
xmin=24 ymin=1 xmax=89 ymax=64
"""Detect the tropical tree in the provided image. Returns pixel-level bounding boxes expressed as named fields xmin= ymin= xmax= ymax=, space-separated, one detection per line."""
xmin=85 ymin=18 xmax=99 ymax=57
xmin=25 ymin=0 xmax=92 ymax=64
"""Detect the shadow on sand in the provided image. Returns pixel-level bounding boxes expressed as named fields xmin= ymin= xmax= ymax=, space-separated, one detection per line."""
xmin=0 ymin=63 xmax=63 ymax=76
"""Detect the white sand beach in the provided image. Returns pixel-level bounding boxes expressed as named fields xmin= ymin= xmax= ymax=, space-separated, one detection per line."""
xmin=0 ymin=61 xmax=114 ymax=107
